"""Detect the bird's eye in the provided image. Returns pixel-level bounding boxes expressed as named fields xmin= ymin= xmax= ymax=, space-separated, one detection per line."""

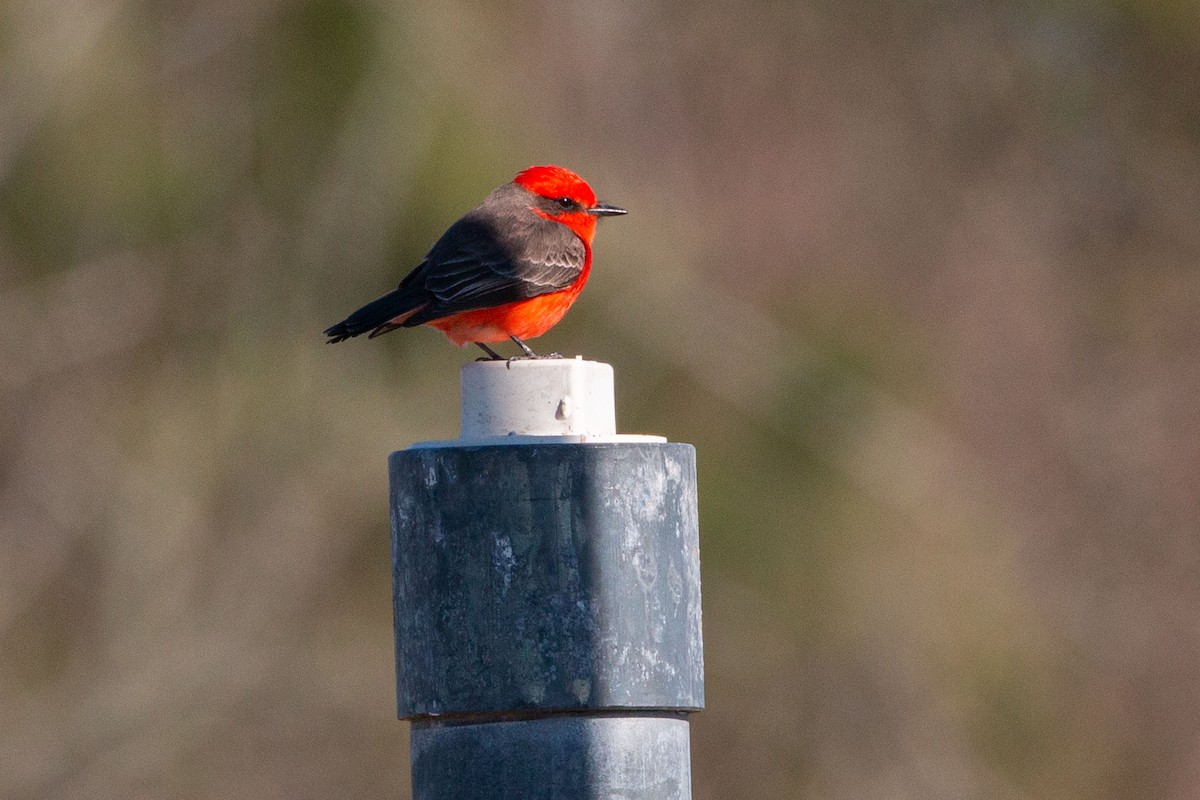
xmin=555 ymin=197 xmax=574 ymax=209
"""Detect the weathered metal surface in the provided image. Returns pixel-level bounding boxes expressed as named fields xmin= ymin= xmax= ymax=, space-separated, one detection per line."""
xmin=389 ymin=442 xmax=703 ymax=718
xmin=410 ymin=715 xmax=693 ymax=800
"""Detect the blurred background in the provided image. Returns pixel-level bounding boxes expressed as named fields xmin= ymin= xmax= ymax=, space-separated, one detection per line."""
xmin=3 ymin=1 xmax=1199 ymax=797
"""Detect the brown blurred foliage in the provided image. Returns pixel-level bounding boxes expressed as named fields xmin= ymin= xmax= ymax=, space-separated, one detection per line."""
xmin=3 ymin=1 xmax=1199 ymax=798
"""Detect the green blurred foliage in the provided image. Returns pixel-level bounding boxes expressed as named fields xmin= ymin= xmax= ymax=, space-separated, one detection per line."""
xmin=3 ymin=1 xmax=1200 ymax=798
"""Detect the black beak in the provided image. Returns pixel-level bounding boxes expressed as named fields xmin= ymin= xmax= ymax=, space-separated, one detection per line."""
xmin=589 ymin=202 xmax=627 ymax=217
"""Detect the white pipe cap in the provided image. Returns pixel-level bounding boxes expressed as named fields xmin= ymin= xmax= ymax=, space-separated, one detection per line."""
xmin=411 ymin=357 xmax=666 ymax=448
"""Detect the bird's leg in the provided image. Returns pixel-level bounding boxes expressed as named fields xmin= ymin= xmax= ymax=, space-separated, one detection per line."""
xmin=509 ymin=336 xmax=563 ymax=359
xmin=510 ymin=336 xmax=539 ymax=358
xmin=475 ymin=342 xmax=504 ymax=360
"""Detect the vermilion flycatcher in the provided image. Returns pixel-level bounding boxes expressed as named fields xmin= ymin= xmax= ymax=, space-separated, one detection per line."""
xmin=324 ymin=165 xmax=626 ymax=359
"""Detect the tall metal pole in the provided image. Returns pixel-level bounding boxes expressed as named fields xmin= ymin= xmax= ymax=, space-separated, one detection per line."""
xmin=389 ymin=358 xmax=703 ymax=800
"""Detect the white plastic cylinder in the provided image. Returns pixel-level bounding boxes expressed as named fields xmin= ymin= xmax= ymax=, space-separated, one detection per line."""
xmin=462 ymin=357 xmax=616 ymax=438
xmin=412 ymin=357 xmax=665 ymax=448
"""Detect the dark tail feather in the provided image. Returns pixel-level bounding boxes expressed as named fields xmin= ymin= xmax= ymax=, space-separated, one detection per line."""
xmin=324 ymin=288 xmax=423 ymax=343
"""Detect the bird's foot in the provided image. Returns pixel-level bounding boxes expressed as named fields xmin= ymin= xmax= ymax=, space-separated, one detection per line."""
xmin=476 ymin=338 xmax=563 ymax=364
xmin=501 ymin=352 xmax=564 ymax=368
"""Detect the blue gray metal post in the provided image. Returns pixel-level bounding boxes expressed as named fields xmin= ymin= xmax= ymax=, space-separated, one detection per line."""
xmin=388 ymin=359 xmax=703 ymax=800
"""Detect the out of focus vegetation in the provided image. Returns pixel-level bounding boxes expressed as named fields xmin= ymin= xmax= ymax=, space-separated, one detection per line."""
xmin=3 ymin=2 xmax=1199 ymax=798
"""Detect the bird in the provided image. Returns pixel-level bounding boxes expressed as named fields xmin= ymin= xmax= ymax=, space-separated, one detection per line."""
xmin=324 ymin=165 xmax=626 ymax=360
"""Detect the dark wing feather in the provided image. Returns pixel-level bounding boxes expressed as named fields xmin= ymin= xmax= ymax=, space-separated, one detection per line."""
xmin=401 ymin=210 xmax=585 ymax=327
